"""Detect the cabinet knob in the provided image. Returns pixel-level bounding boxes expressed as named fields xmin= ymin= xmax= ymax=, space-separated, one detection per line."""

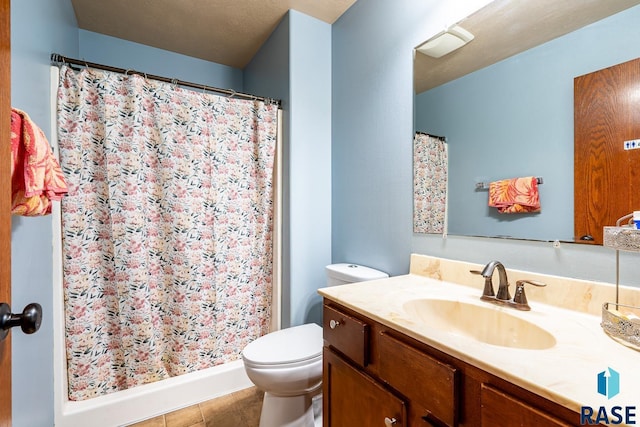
xmin=384 ymin=417 xmax=397 ymax=426
xmin=329 ymin=319 xmax=341 ymax=329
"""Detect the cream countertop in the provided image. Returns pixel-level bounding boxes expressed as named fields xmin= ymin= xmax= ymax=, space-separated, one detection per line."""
xmin=317 ymin=255 xmax=640 ymax=425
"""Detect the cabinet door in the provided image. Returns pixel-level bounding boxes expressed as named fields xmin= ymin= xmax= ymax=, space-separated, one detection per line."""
xmin=481 ymin=384 xmax=572 ymax=427
xmin=378 ymin=332 xmax=458 ymax=427
xmin=324 ymin=347 xmax=406 ymax=427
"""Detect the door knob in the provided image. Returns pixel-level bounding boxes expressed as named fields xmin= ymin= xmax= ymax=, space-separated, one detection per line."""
xmin=0 ymin=302 xmax=43 ymax=341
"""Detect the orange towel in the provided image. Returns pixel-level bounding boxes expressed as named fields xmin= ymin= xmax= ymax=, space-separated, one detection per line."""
xmin=488 ymin=176 xmax=540 ymax=214
xmin=10 ymin=108 xmax=68 ymax=216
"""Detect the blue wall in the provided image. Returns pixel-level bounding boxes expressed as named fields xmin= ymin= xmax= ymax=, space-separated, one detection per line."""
xmin=78 ymin=30 xmax=243 ymax=89
xmin=287 ymin=11 xmax=332 ymax=326
xmin=415 ymin=5 xmax=640 ymax=242
xmin=244 ymin=10 xmax=332 ymax=328
xmin=331 ymin=0 xmax=492 ymax=276
xmin=11 ymin=1 xmax=77 ymax=426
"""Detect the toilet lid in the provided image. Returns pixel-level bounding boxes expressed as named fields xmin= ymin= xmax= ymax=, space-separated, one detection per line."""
xmin=242 ymin=323 xmax=323 ymax=365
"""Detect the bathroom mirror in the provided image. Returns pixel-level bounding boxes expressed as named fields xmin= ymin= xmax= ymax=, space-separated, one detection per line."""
xmin=413 ymin=0 xmax=640 ymax=242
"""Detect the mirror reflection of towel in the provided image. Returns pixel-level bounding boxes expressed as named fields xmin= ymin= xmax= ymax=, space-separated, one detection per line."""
xmin=488 ymin=176 xmax=540 ymax=214
xmin=11 ymin=108 xmax=68 ymax=216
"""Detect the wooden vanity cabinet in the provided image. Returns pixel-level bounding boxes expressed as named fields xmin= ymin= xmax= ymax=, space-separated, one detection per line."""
xmin=322 ymin=300 xmax=588 ymax=427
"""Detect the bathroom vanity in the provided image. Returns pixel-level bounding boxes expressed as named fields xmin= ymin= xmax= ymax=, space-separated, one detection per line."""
xmin=318 ymin=255 xmax=640 ymax=427
xmin=322 ymin=301 xmax=578 ymax=426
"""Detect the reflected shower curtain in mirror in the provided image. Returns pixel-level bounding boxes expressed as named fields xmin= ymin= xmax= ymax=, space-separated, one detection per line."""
xmin=56 ymin=64 xmax=278 ymax=401
xmin=413 ymin=133 xmax=448 ymax=234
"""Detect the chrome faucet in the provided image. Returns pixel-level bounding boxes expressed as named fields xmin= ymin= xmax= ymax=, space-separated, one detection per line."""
xmin=470 ymin=261 xmax=546 ymax=310
xmin=481 ymin=260 xmax=511 ymax=301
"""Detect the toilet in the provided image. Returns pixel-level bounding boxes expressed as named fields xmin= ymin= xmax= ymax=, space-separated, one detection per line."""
xmin=242 ymin=263 xmax=388 ymax=427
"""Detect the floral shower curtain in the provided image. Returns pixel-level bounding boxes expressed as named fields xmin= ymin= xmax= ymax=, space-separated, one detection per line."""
xmin=413 ymin=132 xmax=448 ymax=234
xmin=56 ymin=64 xmax=278 ymax=401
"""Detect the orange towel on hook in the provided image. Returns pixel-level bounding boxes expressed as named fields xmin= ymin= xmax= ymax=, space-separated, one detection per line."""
xmin=10 ymin=108 xmax=68 ymax=216
xmin=488 ymin=176 xmax=540 ymax=214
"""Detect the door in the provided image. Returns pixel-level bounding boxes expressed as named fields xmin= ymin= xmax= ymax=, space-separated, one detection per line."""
xmin=574 ymin=57 xmax=640 ymax=244
xmin=0 ymin=0 xmax=10 ymax=425
xmin=323 ymin=348 xmax=407 ymax=427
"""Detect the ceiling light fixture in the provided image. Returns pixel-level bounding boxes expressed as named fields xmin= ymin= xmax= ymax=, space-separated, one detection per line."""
xmin=416 ymin=25 xmax=474 ymax=58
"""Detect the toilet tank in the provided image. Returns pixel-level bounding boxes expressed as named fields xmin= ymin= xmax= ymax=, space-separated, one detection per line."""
xmin=325 ymin=263 xmax=389 ymax=287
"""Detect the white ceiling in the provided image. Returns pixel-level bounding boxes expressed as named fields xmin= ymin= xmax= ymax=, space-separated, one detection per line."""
xmin=70 ymin=0 xmax=640 ymax=91
xmin=70 ymin=0 xmax=357 ymax=69
xmin=414 ymin=0 xmax=640 ymax=93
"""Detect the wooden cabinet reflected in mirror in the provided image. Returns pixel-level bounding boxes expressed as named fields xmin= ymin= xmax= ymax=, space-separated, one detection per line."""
xmin=574 ymin=57 xmax=640 ymax=245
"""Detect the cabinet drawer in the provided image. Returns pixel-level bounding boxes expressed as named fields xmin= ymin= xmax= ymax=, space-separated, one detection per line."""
xmin=378 ymin=332 xmax=458 ymax=427
xmin=323 ymin=304 xmax=369 ymax=366
xmin=481 ymin=384 xmax=572 ymax=427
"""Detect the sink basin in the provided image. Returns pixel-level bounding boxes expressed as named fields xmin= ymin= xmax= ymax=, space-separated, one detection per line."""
xmin=402 ymin=298 xmax=556 ymax=350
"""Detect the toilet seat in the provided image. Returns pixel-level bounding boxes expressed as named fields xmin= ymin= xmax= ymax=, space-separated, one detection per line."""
xmin=242 ymin=323 xmax=323 ymax=368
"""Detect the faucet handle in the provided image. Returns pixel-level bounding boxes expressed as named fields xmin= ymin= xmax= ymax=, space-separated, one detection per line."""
xmin=513 ymin=279 xmax=547 ymax=310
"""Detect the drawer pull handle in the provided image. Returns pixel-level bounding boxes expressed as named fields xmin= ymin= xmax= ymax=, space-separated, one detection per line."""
xmin=329 ymin=319 xmax=341 ymax=329
xmin=384 ymin=417 xmax=397 ymax=426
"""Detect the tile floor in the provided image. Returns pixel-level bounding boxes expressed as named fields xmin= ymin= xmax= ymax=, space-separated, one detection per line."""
xmin=126 ymin=387 xmax=264 ymax=427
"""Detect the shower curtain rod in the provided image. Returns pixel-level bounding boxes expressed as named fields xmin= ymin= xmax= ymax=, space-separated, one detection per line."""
xmin=416 ymin=131 xmax=447 ymax=142
xmin=50 ymin=53 xmax=282 ymax=107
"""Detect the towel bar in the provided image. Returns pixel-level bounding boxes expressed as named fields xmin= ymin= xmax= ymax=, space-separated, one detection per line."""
xmin=475 ymin=177 xmax=543 ymax=190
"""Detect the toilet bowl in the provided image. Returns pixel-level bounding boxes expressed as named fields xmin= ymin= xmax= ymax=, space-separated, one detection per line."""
xmin=242 ymin=323 xmax=323 ymax=427
xmin=242 ymin=263 xmax=388 ymax=427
